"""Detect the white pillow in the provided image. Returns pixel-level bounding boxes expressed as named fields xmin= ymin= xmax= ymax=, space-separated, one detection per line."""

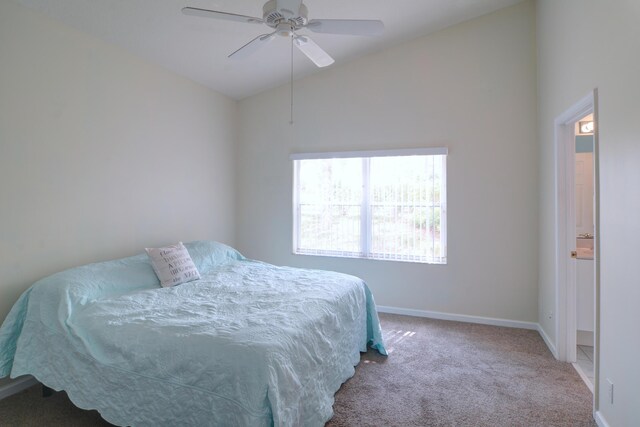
xmin=145 ymin=242 xmax=201 ymax=287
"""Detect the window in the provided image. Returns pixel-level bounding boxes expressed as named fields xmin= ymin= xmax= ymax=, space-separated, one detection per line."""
xmin=291 ymin=148 xmax=447 ymax=264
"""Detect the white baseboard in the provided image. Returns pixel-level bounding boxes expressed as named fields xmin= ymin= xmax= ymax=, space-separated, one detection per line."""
xmin=577 ymin=329 xmax=594 ymax=347
xmin=0 ymin=376 xmax=38 ymax=401
xmin=594 ymin=410 xmax=610 ymax=427
xmin=376 ymin=305 xmax=560 ymax=358
xmin=376 ymin=305 xmax=538 ymax=330
xmin=537 ymin=323 xmax=558 ymax=359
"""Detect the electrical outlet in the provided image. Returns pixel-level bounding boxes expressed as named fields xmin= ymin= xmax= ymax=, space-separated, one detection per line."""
xmin=607 ymin=379 xmax=614 ymax=404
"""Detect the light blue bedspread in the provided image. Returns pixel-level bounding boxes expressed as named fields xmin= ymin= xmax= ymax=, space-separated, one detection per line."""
xmin=0 ymin=241 xmax=386 ymax=426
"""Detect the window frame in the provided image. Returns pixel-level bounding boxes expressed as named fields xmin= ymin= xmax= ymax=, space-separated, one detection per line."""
xmin=291 ymin=147 xmax=447 ymax=264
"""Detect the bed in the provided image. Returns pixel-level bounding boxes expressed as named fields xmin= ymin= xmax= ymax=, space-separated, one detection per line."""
xmin=0 ymin=240 xmax=386 ymax=426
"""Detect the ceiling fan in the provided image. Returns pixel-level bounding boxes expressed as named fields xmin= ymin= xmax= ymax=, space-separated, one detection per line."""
xmin=182 ymin=0 xmax=384 ymax=68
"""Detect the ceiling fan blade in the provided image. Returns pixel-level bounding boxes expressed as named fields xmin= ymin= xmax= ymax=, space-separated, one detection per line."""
xmin=182 ymin=7 xmax=263 ymax=24
xmin=294 ymin=35 xmax=334 ymax=68
xmin=229 ymin=33 xmax=276 ymax=59
xmin=306 ymin=19 xmax=384 ymax=36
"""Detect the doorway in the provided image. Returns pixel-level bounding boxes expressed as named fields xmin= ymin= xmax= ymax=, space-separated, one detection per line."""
xmin=573 ymin=112 xmax=595 ymax=391
xmin=553 ymin=90 xmax=600 ymax=402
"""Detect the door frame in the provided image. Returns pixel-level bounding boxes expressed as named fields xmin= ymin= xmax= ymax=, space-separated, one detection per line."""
xmin=554 ymin=90 xmax=598 ymax=359
xmin=554 ymin=89 xmax=600 ymax=407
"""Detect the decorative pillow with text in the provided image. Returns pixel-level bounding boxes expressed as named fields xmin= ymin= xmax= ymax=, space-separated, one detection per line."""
xmin=145 ymin=242 xmax=201 ymax=287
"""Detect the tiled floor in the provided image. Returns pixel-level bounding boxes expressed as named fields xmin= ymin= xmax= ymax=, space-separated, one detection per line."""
xmin=575 ymin=345 xmax=594 ymax=391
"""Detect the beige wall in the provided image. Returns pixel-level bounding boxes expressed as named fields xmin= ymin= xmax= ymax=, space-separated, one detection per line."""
xmin=537 ymin=0 xmax=640 ymax=424
xmin=237 ymin=2 xmax=538 ymax=323
xmin=0 ymin=2 xmax=237 ymax=323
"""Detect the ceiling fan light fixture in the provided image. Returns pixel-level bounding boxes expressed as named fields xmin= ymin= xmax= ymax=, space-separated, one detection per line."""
xmin=276 ymin=23 xmax=294 ymax=37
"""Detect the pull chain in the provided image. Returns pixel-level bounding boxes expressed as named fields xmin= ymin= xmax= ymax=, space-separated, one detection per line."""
xmin=290 ymin=34 xmax=294 ymax=125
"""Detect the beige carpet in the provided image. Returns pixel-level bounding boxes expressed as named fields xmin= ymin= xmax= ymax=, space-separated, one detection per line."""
xmin=328 ymin=313 xmax=595 ymax=426
xmin=0 ymin=313 xmax=595 ymax=426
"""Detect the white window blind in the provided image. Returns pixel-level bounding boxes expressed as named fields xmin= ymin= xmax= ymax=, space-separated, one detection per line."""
xmin=292 ymin=148 xmax=447 ymax=264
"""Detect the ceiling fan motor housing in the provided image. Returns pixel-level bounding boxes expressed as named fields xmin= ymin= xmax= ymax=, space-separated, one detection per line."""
xmin=263 ymin=0 xmax=308 ymax=32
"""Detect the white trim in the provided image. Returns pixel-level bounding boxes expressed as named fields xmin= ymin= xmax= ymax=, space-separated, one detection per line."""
xmin=376 ymin=305 xmax=538 ymax=330
xmin=555 ymin=93 xmax=594 ymax=125
xmin=594 ymin=411 xmax=610 ymax=427
xmin=377 ymin=306 xmax=560 ymax=363
xmin=290 ymin=147 xmax=448 ymax=160
xmin=576 ymin=329 xmax=594 ymax=347
xmin=0 ymin=376 xmax=38 ymax=401
xmin=361 ymin=158 xmax=371 ymax=257
xmin=537 ymin=324 xmax=558 ymax=359
xmin=592 ymin=89 xmax=601 ymax=413
xmin=292 ymin=160 xmax=300 ymax=252
xmin=440 ymin=156 xmax=448 ymax=259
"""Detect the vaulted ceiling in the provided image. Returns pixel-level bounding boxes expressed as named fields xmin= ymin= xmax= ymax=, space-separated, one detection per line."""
xmin=14 ymin=0 xmax=523 ymax=99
